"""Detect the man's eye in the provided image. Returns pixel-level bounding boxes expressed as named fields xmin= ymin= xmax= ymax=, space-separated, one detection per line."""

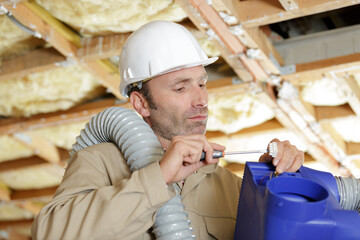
xmin=199 ymin=83 xmax=206 ymax=88
xmin=175 ymin=87 xmax=185 ymax=92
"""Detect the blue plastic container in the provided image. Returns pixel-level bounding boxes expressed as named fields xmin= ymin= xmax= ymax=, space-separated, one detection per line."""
xmin=234 ymin=162 xmax=360 ymax=240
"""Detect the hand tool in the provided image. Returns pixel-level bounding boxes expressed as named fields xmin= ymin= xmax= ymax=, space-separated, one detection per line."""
xmin=200 ymin=142 xmax=278 ymax=161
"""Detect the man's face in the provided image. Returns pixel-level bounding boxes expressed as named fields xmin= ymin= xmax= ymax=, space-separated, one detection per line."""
xmin=145 ymin=65 xmax=209 ymax=142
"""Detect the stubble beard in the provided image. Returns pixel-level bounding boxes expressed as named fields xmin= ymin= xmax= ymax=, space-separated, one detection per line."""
xmin=150 ymin=107 xmax=208 ymax=142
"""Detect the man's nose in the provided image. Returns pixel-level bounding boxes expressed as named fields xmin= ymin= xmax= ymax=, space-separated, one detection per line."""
xmin=192 ymin=86 xmax=208 ymax=108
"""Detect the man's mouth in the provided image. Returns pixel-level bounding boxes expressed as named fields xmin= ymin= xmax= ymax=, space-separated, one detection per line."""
xmin=189 ymin=114 xmax=207 ymax=121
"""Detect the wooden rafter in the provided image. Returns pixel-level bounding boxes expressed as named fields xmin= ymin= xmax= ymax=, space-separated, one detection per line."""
xmin=0 ymin=98 xmax=131 ymax=135
xmin=1 ymin=1 xmax=79 ymax=57
xmin=276 ymin=93 xmax=355 ymax=175
xmin=278 ymin=0 xmax=299 ymax=11
xmin=206 ymin=118 xmax=284 ymax=139
xmin=283 ymin=52 xmax=360 ymax=85
xmin=179 ymin=0 xmax=280 ymax=82
xmin=257 ymin=87 xmax=346 ymax=175
xmin=0 ymin=48 xmax=65 ymax=81
xmin=0 ymin=219 xmax=33 ymax=229
xmin=1 ymin=1 xmax=125 ymax=99
xmin=315 ymin=104 xmax=355 ymax=121
xmin=11 ymin=186 xmax=57 ymax=200
xmin=331 ymin=74 xmax=360 ymax=118
xmin=0 ymin=31 xmax=130 ymax=81
xmin=12 ymin=132 xmax=61 ymax=164
xmin=228 ymin=0 xmax=360 ymax=28
xmin=0 ymin=148 xmax=68 ymax=174
xmin=0 ymin=181 xmax=11 ymax=201
xmin=78 ymin=33 xmax=130 ymax=61
xmin=0 ymin=156 xmax=48 ymax=173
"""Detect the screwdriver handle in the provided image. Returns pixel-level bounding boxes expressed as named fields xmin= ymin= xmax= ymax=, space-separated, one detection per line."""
xmin=200 ymin=150 xmax=224 ymax=161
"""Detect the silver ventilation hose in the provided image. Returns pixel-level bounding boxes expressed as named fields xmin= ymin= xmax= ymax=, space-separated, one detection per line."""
xmin=335 ymin=176 xmax=360 ymax=212
xmin=71 ymin=107 xmax=195 ymax=239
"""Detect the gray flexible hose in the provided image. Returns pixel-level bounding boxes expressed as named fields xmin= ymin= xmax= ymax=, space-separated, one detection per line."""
xmin=335 ymin=176 xmax=360 ymax=212
xmin=71 ymin=107 xmax=195 ymax=239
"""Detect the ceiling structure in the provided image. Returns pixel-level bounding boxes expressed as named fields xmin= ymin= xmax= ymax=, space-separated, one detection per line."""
xmin=1 ymin=0 xmax=360 ymax=239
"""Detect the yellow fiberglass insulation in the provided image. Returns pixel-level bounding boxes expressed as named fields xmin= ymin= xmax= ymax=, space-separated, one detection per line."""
xmin=0 ymin=164 xmax=64 ymax=190
xmin=207 ymin=94 xmax=275 ymax=134
xmin=0 ymin=203 xmax=34 ymax=221
xmin=0 ymin=65 xmax=105 ymax=117
xmin=0 ymin=15 xmax=44 ymax=59
xmin=33 ymin=121 xmax=88 ymax=150
xmin=35 ymin=0 xmax=187 ymax=35
xmin=0 ymin=135 xmax=34 ymax=163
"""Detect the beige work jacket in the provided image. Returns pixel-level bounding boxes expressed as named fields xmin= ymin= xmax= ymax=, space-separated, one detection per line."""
xmin=32 ymin=143 xmax=242 ymax=240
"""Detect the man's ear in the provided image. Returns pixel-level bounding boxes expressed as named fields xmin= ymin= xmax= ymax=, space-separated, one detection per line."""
xmin=129 ymin=91 xmax=150 ymax=118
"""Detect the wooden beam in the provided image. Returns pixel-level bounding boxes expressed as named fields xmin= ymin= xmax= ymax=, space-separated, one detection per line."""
xmin=0 ymin=181 xmax=11 ymax=201
xmin=0 ymin=147 xmax=69 ymax=173
xmin=347 ymin=142 xmax=360 ymax=155
xmin=0 ymin=48 xmax=65 ymax=81
xmin=80 ymin=60 xmax=123 ymax=100
xmin=185 ymin=0 xmax=271 ymax=81
xmin=320 ymin=120 xmax=347 ymax=153
xmin=257 ymin=85 xmax=346 ymax=175
xmin=0 ymin=219 xmax=33 ymax=229
xmin=14 ymin=201 xmax=43 ymax=215
xmin=278 ymin=0 xmax=299 ymax=11
xmin=1 ymin=1 xmax=125 ymax=99
xmin=344 ymin=75 xmax=360 ymax=117
xmin=2 ymin=1 xmax=79 ymax=57
xmin=12 ymin=132 xmax=60 ymax=164
xmin=246 ymin=26 xmax=284 ymax=67
xmin=77 ymin=33 xmax=130 ymax=61
xmin=177 ymin=0 xmax=253 ymax=81
xmin=11 ymin=186 xmax=57 ymax=200
xmin=0 ymin=32 xmax=128 ymax=82
xmin=283 ymin=52 xmax=360 ymax=85
xmin=0 ymin=98 xmax=131 ymax=135
xmin=0 ymin=156 xmax=46 ymax=173
xmin=228 ymin=0 xmax=360 ymax=28
xmin=207 ymin=77 xmax=263 ymax=96
xmin=6 ymin=228 xmax=31 ymax=240
xmin=315 ymin=104 xmax=355 ymax=121
xmin=206 ymin=118 xmax=283 ymax=139
xmin=330 ymin=74 xmax=360 ymax=118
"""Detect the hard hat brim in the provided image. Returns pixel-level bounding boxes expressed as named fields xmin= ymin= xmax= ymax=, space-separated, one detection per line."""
xmin=122 ymin=56 xmax=218 ymax=97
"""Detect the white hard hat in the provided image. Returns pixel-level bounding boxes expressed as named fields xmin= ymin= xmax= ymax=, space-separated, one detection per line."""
xmin=119 ymin=20 xmax=218 ymax=97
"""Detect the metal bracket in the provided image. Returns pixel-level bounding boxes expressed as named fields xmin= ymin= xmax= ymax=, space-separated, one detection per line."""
xmin=269 ymin=53 xmax=296 ymax=75
xmin=232 ymin=77 xmax=243 ymax=85
xmin=0 ymin=5 xmax=8 ymax=15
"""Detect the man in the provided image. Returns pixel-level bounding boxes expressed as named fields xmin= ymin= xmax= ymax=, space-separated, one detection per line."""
xmin=32 ymin=21 xmax=303 ymax=239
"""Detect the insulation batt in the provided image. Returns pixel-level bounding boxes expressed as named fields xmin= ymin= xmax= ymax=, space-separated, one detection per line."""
xmin=0 ymin=15 xmax=44 ymax=59
xmin=207 ymin=94 xmax=274 ymax=134
xmin=331 ymin=116 xmax=360 ymax=143
xmin=301 ymin=77 xmax=347 ymax=106
xmin=0 ymin=65 xmax=105 ymax=117
xmin=0 ymin=165 xmax=64 ymax=190
xmin=0 ymin=135 xmax=35 ymax=162
xmin=0 ymin=122 xmax=87 ymax=163
xmin=33 ymin=121 xmax=88 ymax=150
xmin=35 ymin=0 xmax=187 ymax=34
xmin=0 ymin=203 xmax=34 ymax=221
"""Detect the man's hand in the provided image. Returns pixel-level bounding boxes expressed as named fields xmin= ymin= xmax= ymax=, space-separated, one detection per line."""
xmin=159 ymin=135 xmax=225 ymax=185
xmin=259 ymin=138 xmax=304 ymax=174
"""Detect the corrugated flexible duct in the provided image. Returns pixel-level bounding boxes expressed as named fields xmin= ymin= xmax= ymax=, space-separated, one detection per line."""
xmin=71 ymin=107 xmax=195 ymax=239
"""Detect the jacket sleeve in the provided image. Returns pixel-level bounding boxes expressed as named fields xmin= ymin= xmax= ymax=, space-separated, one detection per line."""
xmin=31 ymin=143 xmax=175 ymax=240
